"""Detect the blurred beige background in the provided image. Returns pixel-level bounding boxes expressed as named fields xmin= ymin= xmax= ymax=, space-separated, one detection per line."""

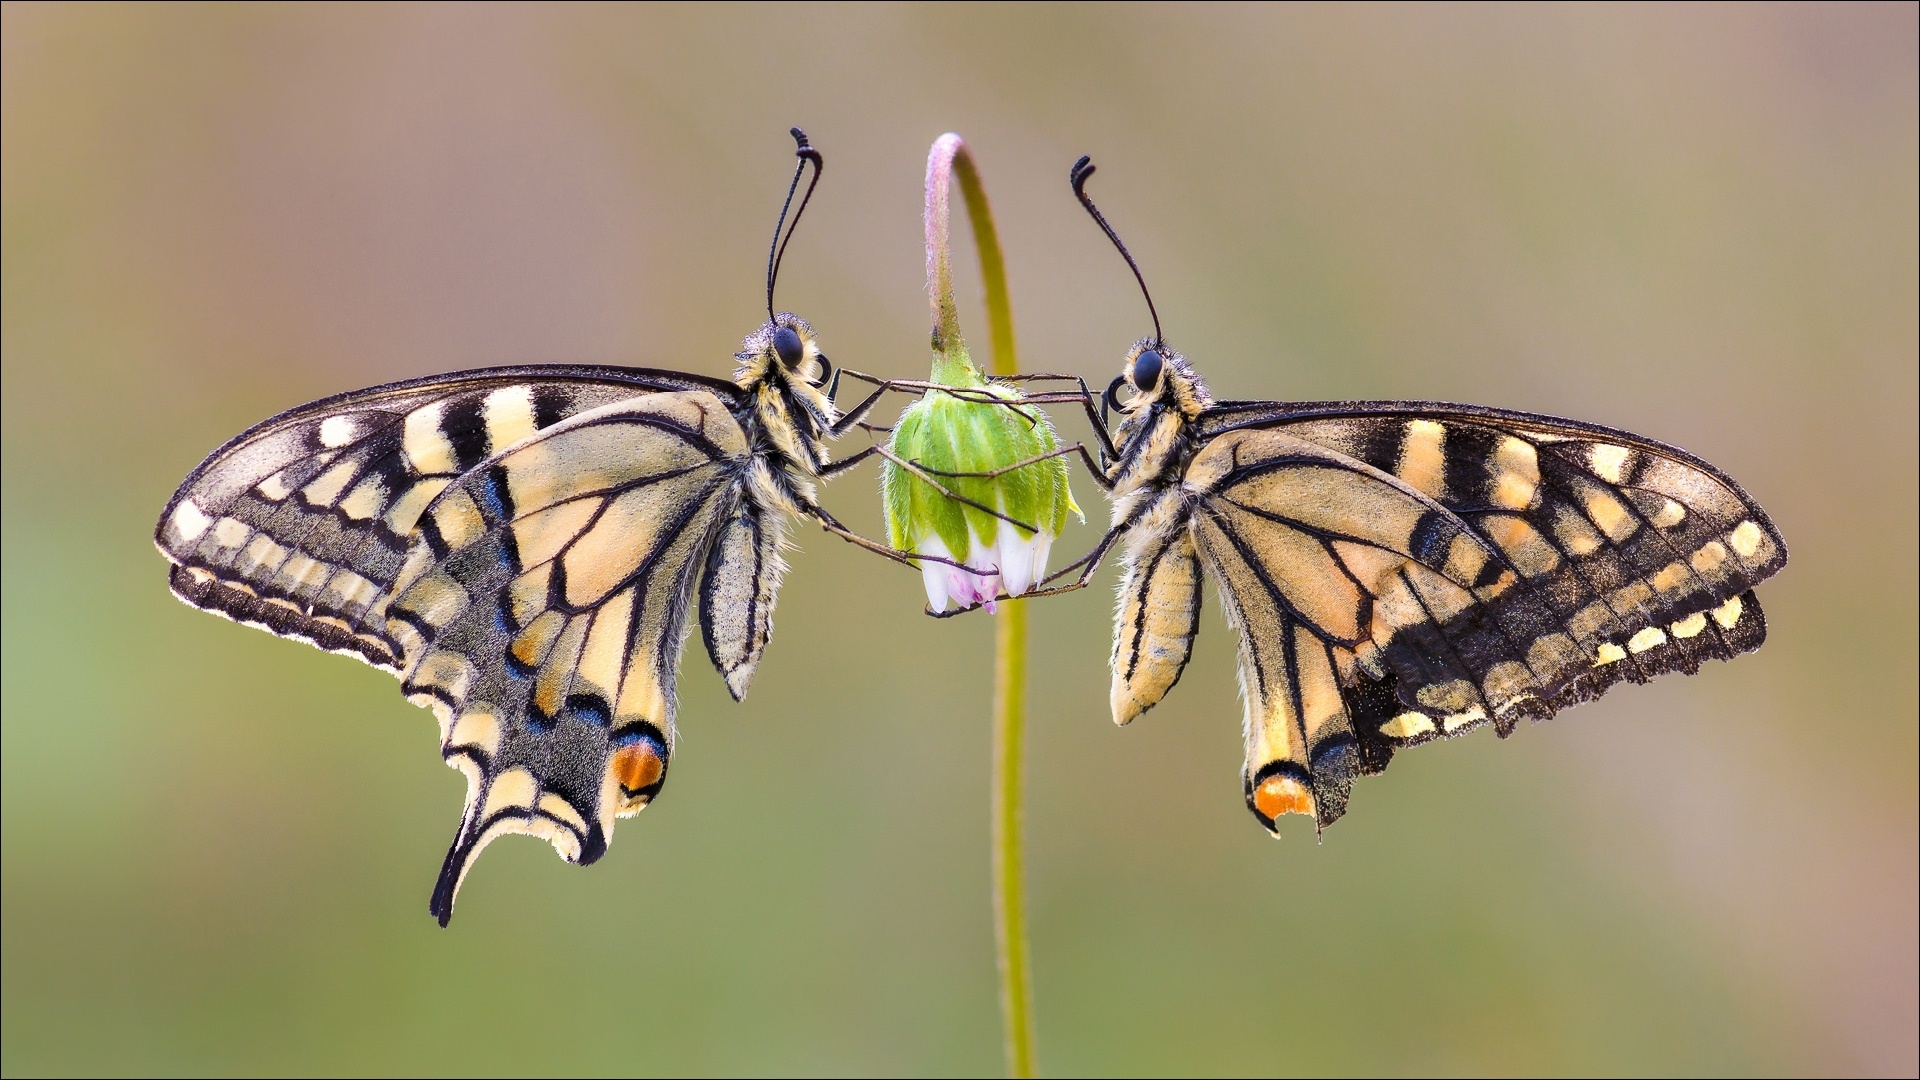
xmin=4 ymin=3 xmax=1914 ymax=1075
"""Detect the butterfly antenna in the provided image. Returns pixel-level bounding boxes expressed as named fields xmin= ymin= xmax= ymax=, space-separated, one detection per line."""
xmin=767 ymin=127 xmax=825 ymax=321
xmin=1071 ymin=155 xmax=1162 ymax=345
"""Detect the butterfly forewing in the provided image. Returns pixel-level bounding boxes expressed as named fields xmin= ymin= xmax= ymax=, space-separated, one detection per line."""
xmin=156 ymin=366 xmax=741 ymax=671
xmin=1181 ymin=402 xmax=1784 ymax=827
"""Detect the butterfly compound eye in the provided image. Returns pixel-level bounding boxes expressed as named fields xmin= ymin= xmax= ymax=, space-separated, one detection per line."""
xmin=773 ymin=326 xmax=806 ymax=368
xmin=1131 ymin=349 xmax=1164 ymax=394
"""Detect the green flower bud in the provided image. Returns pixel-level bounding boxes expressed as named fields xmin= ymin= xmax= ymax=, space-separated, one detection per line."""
xmin=882 ymin=349 xmax=1079 ymax=612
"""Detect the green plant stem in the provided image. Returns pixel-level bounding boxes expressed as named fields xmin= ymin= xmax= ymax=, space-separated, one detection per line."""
xmin=925 ymin=132 xmax=1037 ymax=1079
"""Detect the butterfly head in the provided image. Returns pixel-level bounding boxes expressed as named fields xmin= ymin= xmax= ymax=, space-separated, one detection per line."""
xmin=737 ymin=312 xmax=833 ymax=394
xmin=1106 ymin=336 xmax=1210 ymax=422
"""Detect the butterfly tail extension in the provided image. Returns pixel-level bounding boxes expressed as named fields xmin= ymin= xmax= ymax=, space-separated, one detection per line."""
xmin=1109 ymin=493 xmax=1204 ymax=725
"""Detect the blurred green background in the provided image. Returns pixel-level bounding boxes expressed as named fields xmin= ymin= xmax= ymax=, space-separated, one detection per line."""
xmin=4 ymin=3 xmax=1914 ymax=1075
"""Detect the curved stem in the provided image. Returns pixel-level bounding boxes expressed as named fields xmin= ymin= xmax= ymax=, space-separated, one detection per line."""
xmin=926 ymin=131 xmax=1037 ymax=1079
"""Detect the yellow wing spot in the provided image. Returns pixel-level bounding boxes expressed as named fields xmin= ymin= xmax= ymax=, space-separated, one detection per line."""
xmin=1526 ymin=632 xmax=1583 ymax=678
xmin=400 ymin=572 xmax=470 ymax=629
xmin=255 ymin=473 xmax=292 ymax=501
xmin=384 ymin=478 xmax=452 ymax=535
xmin=1584 ymin=490 xmax=1637 ymax=542
xmin=212 ymin=517 xmax=251 ymax=550
xmin=239 ymin=534 xmax=289 ymax=575
xmin=411 ymin=649 xmax=476 ymax=704
xmin=1397 ymin=420 xmax=1447 ymax=498
xmin=1482 ymin=660 xmax=1535 ymax=705
xmin=1491 ymin=437 xmax=1540 ymax=510
xmin=404 ymin=401 xmax=457 ymax=474
xmin=318 ymin=415 xmax=360 ymax=448
xmin=386 ymin=619 xmax=426 ymax=663
xmin=1594 ymin=642 xmax=1627 ymax=666
xmin=1381 ymin=713 xmax=1435 ymax=739
xmin=322 ymin=569 xmax=380 ymax=610
xmin=1627 ymin=626 xmax=1668 ymax=653
xmin=449 ymin=708 xmax=503 ymax=755
xmin=1441 ymin=706 xmax=1486 ymax=733
xmin=1690 ymin=540 xmax=1729 ymax=575
xmin=431 ymin=490 xmax=486 ymax=549
xmin=536 ymin=793 xmax=588 ymax=836
xmin=1442 ymin=533 xmax=1491 ymax=587
xmin=1670 ymin=612 xmax=1708 ymax=639
xmin=1484 ymin=514 xmax=1561 ymax=577
xmin=169 ymin=500 xmax=212 ymax=543
xmin=1416 ymin=679 xmax=1480 ymax=714
xmin=1711 ymin=595 xmax=1744 ymax=629
xmin=1552 ymin=505 xmax=1604 ymax=557
xmin=338 ymin=475 xmax=388 ymax=522
xmin=1649 ymin=498 xmax=1687 ymax=528
xmin=1729 ymin=520 xmax=1765 ymax=559
xmin=1650 ymin=562 xmax=1690 ymax=595
xmin=483 ymin=385 xmax=538 ymax=450
xmin=281 ymin=553 xmax=331 ymax=592
xmin=510 ymin=609 xmax=566 ymax=671
xmin=1568 ymin=600 xmax=1614 ymax=641
xmin=1253 ymin=775 xmax=1315 ymax=823
xmin=1589 ymin=444 xmax=1632 ymax=483
xmin=481 ymin=767 xmax=539 ymax=819
xmin=1611 ymin=580 xmax=1654 ymax=612
xmin=301 ymin=458 xmax=360 ymax=508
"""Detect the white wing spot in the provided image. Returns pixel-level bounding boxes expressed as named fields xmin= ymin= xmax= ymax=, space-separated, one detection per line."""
xmin=1670 ymin=612 xmax=1708 ymax=639
xmin=169 ymin=500 xmax=212 ymax=543
xmin=318 ymin=415 xmax=360 ymax=448
xmin=1594 ymin=642 xmax=1627 ymax=666
xmin=1729 ymin=520 xmax=1764 ymax=559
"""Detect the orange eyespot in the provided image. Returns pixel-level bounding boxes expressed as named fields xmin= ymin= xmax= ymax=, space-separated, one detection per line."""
xmin=1253 ymin=775 xmax=1315 ymax=822
xmin=612 ymin=743 xmax=664 ymax=794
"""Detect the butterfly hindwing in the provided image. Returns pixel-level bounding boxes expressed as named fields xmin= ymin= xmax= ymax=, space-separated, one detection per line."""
xmin=1109 ymin=519 xmax=1205 ymax=725
xmin=1181 ymin=402 xmax=1784 ymax=827
xmin=379 ymin=391 xmax=753 ymax=923
xmin=699 ymin=497 xmax=790 ymax=702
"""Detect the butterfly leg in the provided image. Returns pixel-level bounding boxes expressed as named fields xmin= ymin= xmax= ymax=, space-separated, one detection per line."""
xmin=986 ymin=373 xmax=1119 ymax=460
xmin=899 ymin=441 xmax=1115 ymax=492
xmin=793 ymin=494 xmax=994 ymax=578
xmin=828 ymin=371 xmax=1037 ymax=436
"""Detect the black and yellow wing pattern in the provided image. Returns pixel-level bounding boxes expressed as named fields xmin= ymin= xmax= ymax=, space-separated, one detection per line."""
xmin=155 ymin=366 xmax=782 ymax=922
xmin=1111 ymin=400 xmax=1785 ymax=830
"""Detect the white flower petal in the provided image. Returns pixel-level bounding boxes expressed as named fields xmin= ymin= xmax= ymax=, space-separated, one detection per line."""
xmin=1031 ymin=533 xmax=1054 ymax=586
xmin=997 ymin=518 xmax=1035 ymax=595
xmin=917 ymin=534 xmax=955 ymax=611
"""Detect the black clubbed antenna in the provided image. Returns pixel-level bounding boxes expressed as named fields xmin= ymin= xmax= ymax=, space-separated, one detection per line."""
xmin=1070 ymin=155 xmax=1162 ymax=345
xmin=767 ymin=127 xmax=825 ymax=321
